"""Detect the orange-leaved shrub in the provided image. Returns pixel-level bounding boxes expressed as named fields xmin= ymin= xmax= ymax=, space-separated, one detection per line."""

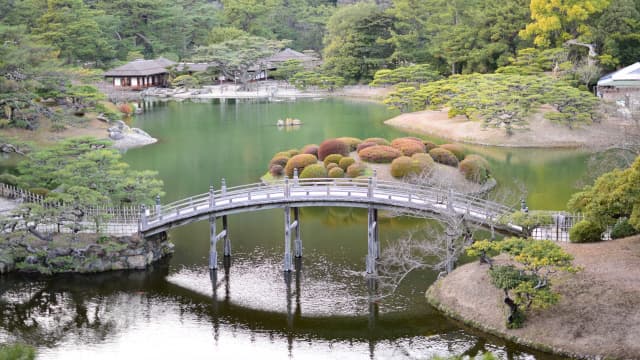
xmin=318 ymin=139 xmax=349 ymax=160
xmin=391 ymin=137 xmax=426 ymax=156
xmin=358 ymin=145 xmax=402 ymax=163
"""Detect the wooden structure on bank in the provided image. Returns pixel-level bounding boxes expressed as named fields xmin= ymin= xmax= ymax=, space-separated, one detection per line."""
xmin=104 ymin=57 xmax=175 ymax=90
xmin=597 ymin=62 xmax=640 ymax=110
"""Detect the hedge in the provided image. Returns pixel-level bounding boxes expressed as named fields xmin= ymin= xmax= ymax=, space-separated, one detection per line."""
xmin=326 ymin=163 xmax=339 ymax=170
xmin=391 ymin=137 xmax=426 ymax=156
xmin=328 ymin=167 xmax=345 ymax=178
xmin=362 ymin=137 xmax=390 ymax=146
xmin=439 ymin=144 xmax=465 ymax=161
xmin=346 ymin=163 xmax=367 ymax=178
xmin=459 ymin=155 xmax=490 ymax=183
xmin=338 ymin=157 xmax=355 ymax=171
xmin=318 ymin=139 xmax=349 ymax=160
xmin=300 ymin=164 xmax=327 ymax=178
xmin=611 ymin=218 xmax=638 ymax=239
xmin=301 ymin=144 xmax=319 ymax=157
xmin=411 ymin=153 xmax=435 ymax=174
xmin=356 ymin=141 xmax=377 ymax=152
xmin=323 ymin=154 xmax=343 ymax=166
xmin=390 ymin=156 xmax=414 ymax=178
xmin=358 ymin=145 xmax=402 ymax=163
xmin=429 ymin=148 xmax=459 ymax=167
xmin=569 ymin=220 xmax=604 ymax=243
xmin=284 ymin=154 xmax=318 ymax=178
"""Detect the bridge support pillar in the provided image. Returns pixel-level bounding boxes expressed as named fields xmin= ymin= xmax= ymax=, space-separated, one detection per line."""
xmin=366 ymin=207 xmax=379 ymax=274
xmin=293 ymin=207 xmax=302 ymax=258
xmin=222 ymin=215 xmax=231 ymax=257
xmin=209 ymin=215 xmax=218 ymax=269
xmin=284 ymin=206 xmax=293 ymax=272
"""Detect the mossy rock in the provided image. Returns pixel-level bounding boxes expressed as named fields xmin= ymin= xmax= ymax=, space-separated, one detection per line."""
xmin=300 ymin=164 xmax=327 ymax=178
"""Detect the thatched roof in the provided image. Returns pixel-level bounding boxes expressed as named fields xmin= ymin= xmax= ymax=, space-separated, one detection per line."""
xmin=104 ymin=58 xmax=176 ymax=77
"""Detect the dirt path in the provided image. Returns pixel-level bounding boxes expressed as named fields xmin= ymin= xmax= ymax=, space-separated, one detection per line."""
xmin=385 ymin=108 xmax=628 ymax=148
xmin=427 ymin=236 xmax=640 ymax=359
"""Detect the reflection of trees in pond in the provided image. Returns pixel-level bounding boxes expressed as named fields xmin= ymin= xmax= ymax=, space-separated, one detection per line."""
xmin=300 ymin=207 xmax=420 ymax=229
xmin=0 ymin=261 xmax=169 ymax=347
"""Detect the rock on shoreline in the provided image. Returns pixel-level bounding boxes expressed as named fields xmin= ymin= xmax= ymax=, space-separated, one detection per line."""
xmin=0 ymin=232 xmax=174 ymax=275
xmin=108 ymin=120 xmax=158 ymax=150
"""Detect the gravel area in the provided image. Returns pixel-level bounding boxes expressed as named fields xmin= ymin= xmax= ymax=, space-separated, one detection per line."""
xmin=427 ymin=236 xmax=640 ymax=359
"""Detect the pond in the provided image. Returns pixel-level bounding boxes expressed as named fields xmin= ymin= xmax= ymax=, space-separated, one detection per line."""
xmin=0 ymin=98 xmax=591 ymax=359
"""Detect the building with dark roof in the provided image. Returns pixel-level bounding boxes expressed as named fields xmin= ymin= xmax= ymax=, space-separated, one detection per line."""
xmin=104 ymin=58 xmax=176 ymax=89
xmin=597 ymin=62 xmax=640 ymax=107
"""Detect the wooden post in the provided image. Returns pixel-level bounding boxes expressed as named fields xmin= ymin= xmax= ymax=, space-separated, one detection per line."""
xmin=293 ymin=207 xmax=302 ymax=257
xmin=283 ymin=206 xmax=292 ymax=271
xmin=209 ymin=215 xmax=218 ymax=269
xmin=209 ymin=185 xmax=215 ymax=208
xmin=366 ymin=207 xmax=378 ymax=274
xmin=223 ymin=215 xmax=231 ymax=257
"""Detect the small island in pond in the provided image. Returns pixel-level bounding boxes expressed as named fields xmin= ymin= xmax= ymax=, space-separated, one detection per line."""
xmin=262 ymin=136 xmax=494 ymax=193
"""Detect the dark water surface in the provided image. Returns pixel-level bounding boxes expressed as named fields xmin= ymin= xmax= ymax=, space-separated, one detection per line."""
xmin=0 ymin=99 xmax=588 ymax=359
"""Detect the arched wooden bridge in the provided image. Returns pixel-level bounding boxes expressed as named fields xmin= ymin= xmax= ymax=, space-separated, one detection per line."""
xmin=139 ymin=175 xmax=518 ymax=274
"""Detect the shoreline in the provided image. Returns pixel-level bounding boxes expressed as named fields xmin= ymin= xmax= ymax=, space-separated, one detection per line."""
xmin=426 ymin=236 xmax=640 ymax=359
xmin=385 ymin=109 xmax=629 ymax=149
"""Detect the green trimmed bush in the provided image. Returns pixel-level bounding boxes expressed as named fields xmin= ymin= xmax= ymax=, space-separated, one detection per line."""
xmin=269 ymin=155 xmax=289 ymax=168
xmin=362 ymin=137 xmax=390 ymax=146
xmin=338 ymin=157 xmax=355 ymax=171
xmin=356 ymin=141 xmax=377 ymax=152
xmin=0 ymin=173 xmax=19 ymax=186
xmin=440 ymin=144 xmax=465 ymax=161
xmin=391 ymin=137 xmax=426 ymax=156
xmin=328 ymin=167 xmax=344 ymax=178
xmin=337 ymin=137 xmax=362 ymax=151
xmin=274 ymin=151 xmax=293 ymax=159
xmin=390 ymin=156 xmax=413 ymax=178
xmin=284 ymin=154 xmax=318 ymax=178
xmin=611 ymin=218 xmax=638 ymax=239
xmin=287 ymin=148 xmax=300 ymax=156
xmin=570 ymin=220 xmax=604 ymax=243
xmin=429 ymin=148 xmax=459 ymax=167
xmin=318 ymin=139 xmax=349 ymax=160
xmin=459 ymin=155 xmax=490 ymax=183
xmin=300 ymin=164 xmax=327 ymax=178
xmin=269 ymin=164 xmax=284 ymax=176
xmin=346 ymin=163 xmax=366 ymax=178
xmin=301 ymin=144 xmax=319 ymax=157
xmin=29 ymin=187 xmax=50 ymax=197
xmin=323 ymin=154 xmax=343 ymax=166
xmin=358 ymin=145 xmax=402 ymax=163
xmin=411 ymin=153 xmax=435 ymax=174
xmin=423 ymin=141 xmax=437 ymax=152
xmin=326 ymin=163 xmax=339 ymax=170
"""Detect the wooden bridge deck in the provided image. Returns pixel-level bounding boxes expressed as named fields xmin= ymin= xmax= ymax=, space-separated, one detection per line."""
xmin=141 ymin=178 xmax=517 ymax=237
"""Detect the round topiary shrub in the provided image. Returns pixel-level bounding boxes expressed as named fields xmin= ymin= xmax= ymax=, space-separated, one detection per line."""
xmin=338 ymin=157 xmax=355 ymax=171
xmin=323 ymin=154 xmax=343 ymax=167
xmin=269 ymin=164 xmax=284 ymax=177
xmin=356 ymin=141 xmax=377 ymax=152
xmin=569 ymin=220 xmax=604 ymax=243
xmin=423 ymin=141 xmax=437 ymax=152
xmin=328 ymin=167 xmax=344 ymax=178
xmin=318 ymin=139 xmax=349 ymax=160
xmin=301 ymin=144 xmax=319 ymax=157
xmin=459 ymin=155 xmax=490 ymax=183
xmin=346 ymin=163 xmax=367 ymax=178
xmin=391 ymin=137 xmax=426 ymax=156
xmin=358 ymin=145 xmax=402 ymax=163
xmin=429 ymin=148 xmax=459 ymax=167
xmin=326 ymin=162 xmax=339 ymax=170
xmin=286 ymin=148 xmax=300 ymax=156
xmin=273 ymin=151 xmax=292 ymax=159
xmin=269 ymin=155 xmax=289 ymax=168
xmin=337 ymin=137 xmax=362 ymax=151
xmin=284 ymin=154 xmax=318 ymax=178
xmin=440 ymin=144 xmax=465 ymax=161
xmin=362 ymin=137 xmax=390 ymax=146
xmin=299 ymin=164 xmax=327 ymax=178
xmin=390 ymin=156 xmax=413 ymax=178
xmin=611 ymin=218 xmax=638 ymax=239
xmin=411 ymin=153 xmax=435 ymax=174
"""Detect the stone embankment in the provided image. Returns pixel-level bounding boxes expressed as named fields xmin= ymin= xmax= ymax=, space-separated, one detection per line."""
xmin=0 ymin=232 xmax=173 ymax=275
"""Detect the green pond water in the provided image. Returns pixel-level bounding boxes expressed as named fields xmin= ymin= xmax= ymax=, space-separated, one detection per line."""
xmin=0 ymin=98 xmax=591 ymax=359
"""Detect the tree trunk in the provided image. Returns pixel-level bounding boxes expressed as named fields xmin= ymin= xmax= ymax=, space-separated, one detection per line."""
xmin=504 ymin=294 xmax=520 ymax=326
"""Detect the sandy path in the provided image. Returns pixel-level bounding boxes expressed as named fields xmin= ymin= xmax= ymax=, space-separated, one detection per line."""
xmin=385 ymin=108 xmax=628 ymax=148
xmin=427 ymin=236 xmax=640 ymax=359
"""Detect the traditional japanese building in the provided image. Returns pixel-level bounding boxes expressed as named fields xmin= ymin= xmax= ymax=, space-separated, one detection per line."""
xmin=104 ymin=58 xmax=176 ymax=89
xmin=597 ymin=62 xmax=640 ymax=109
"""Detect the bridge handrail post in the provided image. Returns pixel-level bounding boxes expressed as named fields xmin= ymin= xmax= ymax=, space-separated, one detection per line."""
xmin=155 ymin=195 xmax=162 ymax=220
xmin=372 ymin=169 xmax=377 ymax=188
xmin=293 ymin=168 xmax=299 ymax=186
xmin=209 ymin=185 xmax=215 ymax=209
xmin=368 ymin=177 xmax=373 ymax=199
xmin=284 ymin=176 xmax=290 ymax=199
xmin=221 ymin=178 xmax=227 ymax=195
xmin=447 ymin=189 xmax=453 ymax=212
xmin=140 ymin=204 xmax=147 ymax=230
